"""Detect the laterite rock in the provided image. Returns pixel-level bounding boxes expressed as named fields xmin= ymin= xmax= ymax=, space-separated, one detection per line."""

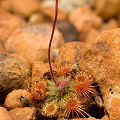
xmin=0 ymin=0 xmax=40 ymax=18
xmin=55 ymin=42 xmax=86 ymax=68
xmin=69 ymin=7 xmax=103 ymax=33
xmin=32 ymin=61 xmax=55 ymax=84
xmin=92 ymin=0 xmax=120 ymax=20
xmin=100 ymin=19 xmax=119 ymax=32
xmin=0 ymin=54 xmax=30 ymax=102
xmin=79 ymin=27 xmax=100 ymax=43
xmin=4 ymin=89 xmax=32 ymax=110
xmin=0 ymin=9 xmax=26 ymax=45
xmin=0 ymin=107 xmax=13 ymax=120
xmin=5 ymin=24 xmax=64 ymax=64
xmin=9 ymin=107 xmax=35 ymax=120
xmin=56 ymin=20 xmax=79 ymax=43
xmin=40 ymin=5 xmax=67 ymax=20
xmin=79 ymin=28 xmax=120 ymax=120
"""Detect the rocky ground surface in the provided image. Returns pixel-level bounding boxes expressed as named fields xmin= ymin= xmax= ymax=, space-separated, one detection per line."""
xmin=0 ymin=0 xmax=120 ymax=120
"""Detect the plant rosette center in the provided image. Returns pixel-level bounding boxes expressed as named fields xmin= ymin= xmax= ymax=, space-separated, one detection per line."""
xmin=56 ymin=81 xmax=69 ymax=96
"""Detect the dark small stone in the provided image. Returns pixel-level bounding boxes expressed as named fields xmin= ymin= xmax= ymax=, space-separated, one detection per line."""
xmin=56 ymin=20 xmax=79 ymax=43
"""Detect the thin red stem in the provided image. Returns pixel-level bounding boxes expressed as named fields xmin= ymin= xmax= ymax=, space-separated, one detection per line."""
xmin=48 ymin=0 xmax=58 ymax=85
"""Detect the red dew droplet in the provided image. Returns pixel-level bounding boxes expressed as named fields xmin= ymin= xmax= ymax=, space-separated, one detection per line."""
xmin=61 ymin=82 xmax=66 ymax=86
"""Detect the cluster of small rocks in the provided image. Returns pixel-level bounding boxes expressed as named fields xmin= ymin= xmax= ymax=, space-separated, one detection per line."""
xmin=0 ymin=0 xmax=119 ymax=120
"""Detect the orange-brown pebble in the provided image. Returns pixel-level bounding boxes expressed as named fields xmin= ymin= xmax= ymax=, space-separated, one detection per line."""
xmin=55 ymin=42 xmax=86 ymax=69
xmin=78 ymin=28 xmax=120 ymax=120
xmin=0 ymin=0 xmax=40 ymax=18
xmin=5 ymin=23 xmax=64 ymax=64
xmin=4 ymin=89 xmax=32 ymax=110
xmin=69 ymin=7 xmax=103 ymax=33
xmin=32 ymin=61 xmax=55 ymax=84
xmin=0 ymin=9 xmax=26 ymax=45
xmin=9 ymin=107 xmax=35 ymax=120
xmin=0 ymin=54 xmax=31 ymax=102
xmin=79 ymin=28 xmax=120 ymax=81
xmin=92 ymin=0 xmax=120 ymax=20
xmin=79 ymin=27 xmax=100 ymax=43
xmin=100 ymin=19 xmax=119 ymax=32
xmin=108 ymin=97 xmax=120 ymax=120
xmin=0 ymin=107 xmax=13 ymax=120
xmin=40 ymin=6 xmax=67 ymax=20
